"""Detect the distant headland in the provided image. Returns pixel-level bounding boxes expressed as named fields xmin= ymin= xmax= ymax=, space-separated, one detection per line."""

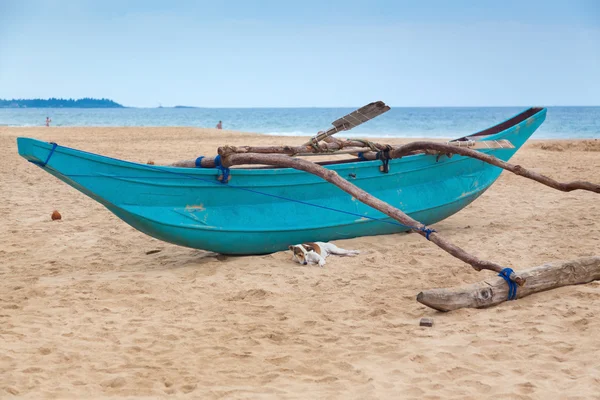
xmin=0 ymin=98 xmax=124 ymax=108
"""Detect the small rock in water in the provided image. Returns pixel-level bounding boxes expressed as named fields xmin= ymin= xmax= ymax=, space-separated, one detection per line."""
xmin=51 ymin=210 xmax=62 ymax=220
xmin=419 ymin=317 xmax=434 ymax=327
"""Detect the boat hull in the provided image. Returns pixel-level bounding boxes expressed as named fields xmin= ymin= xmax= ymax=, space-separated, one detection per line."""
xmin=17 ymin=108 xmax=546 ymax=254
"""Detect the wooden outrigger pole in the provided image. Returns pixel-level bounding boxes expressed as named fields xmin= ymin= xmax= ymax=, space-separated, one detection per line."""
xmin=171 ymin=101 xmax=600 ymax=308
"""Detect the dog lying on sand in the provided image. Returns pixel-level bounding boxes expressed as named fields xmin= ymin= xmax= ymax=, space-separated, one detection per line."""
xmin=288 ymin=242 xmax=360 ymax=267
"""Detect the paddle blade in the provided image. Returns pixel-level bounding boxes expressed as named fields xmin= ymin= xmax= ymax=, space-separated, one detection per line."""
xmin=306 ymin=101 xmax=391 ymax=145
xmin=331 ymin=101 xmax=390 ymax=131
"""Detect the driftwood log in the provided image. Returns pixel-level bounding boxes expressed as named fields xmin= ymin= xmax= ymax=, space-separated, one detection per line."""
xmin=417 ymin=256 xmax=600 ymax=311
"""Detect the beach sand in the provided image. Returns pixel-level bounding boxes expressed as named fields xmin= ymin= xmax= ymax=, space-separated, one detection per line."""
xmin=1 ymin=126 xmax=599 ymax=399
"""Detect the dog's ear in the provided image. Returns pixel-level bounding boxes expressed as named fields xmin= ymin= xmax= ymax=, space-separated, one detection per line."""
xmin=288 ymin=245 xmax=294 ymax=251
xmin=302 ymin=244 xmax=314 ymax=252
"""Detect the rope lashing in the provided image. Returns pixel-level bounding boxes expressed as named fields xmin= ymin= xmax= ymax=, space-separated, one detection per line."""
xmin=29 ymin=142 xmax=58 ymax=168
xmin=418 ymin=226 xmax=436 ymax=240
xmin=376 ymin=145 xmax=393 ymax=173
xmin=357 ymin=152 xmax=367 ymax=161
xmin=308 ymin=139 xmax=336 ymax=154
xmin=195 ymin=156 xmax=205 ymax=168
xmin=498 ymin=268 xmax=518 ymax=300
xmin=309 ymin=138 xmax=324 ymax=153
xmin=214 ymin=155 xmax=231 ymax=183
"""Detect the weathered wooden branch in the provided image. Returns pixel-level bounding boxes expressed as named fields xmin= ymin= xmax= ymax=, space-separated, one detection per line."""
xmin=417 ymin=256 xmax=600 ymax=311
xmin=170 ymin=139 xmax=389 ymax=167
xmin=316 ymin=141 xmax=599 ymax=194
xmin=352 ymin=139 xmax=514 ymax=160
xmin=173 ymin=139 xmax=599 ymax=194
xmin=217 ymin=139 xmax=389 ymax=156
xmin=386 ymin=142 xmax=600 ymax=194
xmin=169 ymin=139 xmax=390 ymax=167
xmin=221 ymin=152 xmax=526 ymax=285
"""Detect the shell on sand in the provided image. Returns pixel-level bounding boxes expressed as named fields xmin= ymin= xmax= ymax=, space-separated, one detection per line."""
xmin=51 ymin=210 xmax=61 ymax=220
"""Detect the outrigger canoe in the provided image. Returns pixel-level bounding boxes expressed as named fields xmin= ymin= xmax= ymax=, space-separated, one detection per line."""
xmin=17 ymin=107 xmax=546 ymax=254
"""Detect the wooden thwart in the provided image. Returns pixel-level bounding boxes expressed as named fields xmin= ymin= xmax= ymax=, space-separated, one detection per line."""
xmin=417 ymin=257 xmax=600 ymax=312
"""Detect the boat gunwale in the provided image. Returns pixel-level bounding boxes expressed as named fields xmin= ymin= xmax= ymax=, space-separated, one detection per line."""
xmin=19 ymin=107 xmax=547 ymax=178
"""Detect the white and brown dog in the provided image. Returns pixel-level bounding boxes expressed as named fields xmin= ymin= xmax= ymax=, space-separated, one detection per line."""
xmin=288 ymin=242 xmax=360 ymax=267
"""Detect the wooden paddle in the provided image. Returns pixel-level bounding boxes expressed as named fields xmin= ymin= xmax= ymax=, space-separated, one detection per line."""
xmin=304 ymin=101 xmax=391 ymax=146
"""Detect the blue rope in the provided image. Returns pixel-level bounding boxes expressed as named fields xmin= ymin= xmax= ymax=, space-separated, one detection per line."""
xmin=214 ymin=155 xmax=230 ymax=184
xmin=419 ymin=227 xmax=436 ymax=240
xmin=29 ymin=142 xmax=58 ymax=167
xmin=39 ymin=142 xmax=437 ymax=236
xmin=195 ymin=156 xmax=205 ymax=168
xmin=498 ymin=268 xmax=518 ymax=300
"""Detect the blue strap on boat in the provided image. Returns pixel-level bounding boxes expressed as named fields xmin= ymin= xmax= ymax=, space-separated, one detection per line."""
xmin=195 ymin=156 xmax=205 ymax=168
xmin=419 ymin=227 xmax=436 ymax=240
xmin=498 ymin=268 xmax=518 ymax=300
xmin=376 ymin=146 xmax=392 ymax=173
xmin=29 ymin=142 xmax=58 ymax=167
xmin=214 ymin=155 xmax=230 ymax=184
xmin=357 ymin=152 xmax=367 ymax=161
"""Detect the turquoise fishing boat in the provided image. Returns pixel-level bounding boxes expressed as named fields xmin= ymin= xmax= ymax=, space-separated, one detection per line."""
xmin=17 ymin=107 xmax=546 ymax=254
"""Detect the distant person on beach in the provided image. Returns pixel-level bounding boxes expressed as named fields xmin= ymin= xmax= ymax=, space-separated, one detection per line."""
xmin=45 ymin=117 xmax=52 ymax=127
xmin=216 ymin=121 xmax=222 ymax=130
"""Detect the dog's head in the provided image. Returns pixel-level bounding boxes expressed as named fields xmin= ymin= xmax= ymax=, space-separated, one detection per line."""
xmin=288 ymin=243 xmax=315 ymax=265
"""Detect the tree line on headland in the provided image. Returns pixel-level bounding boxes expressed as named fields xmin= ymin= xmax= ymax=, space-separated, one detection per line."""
xmin=0 ymin=98 xmax=124 ymax=108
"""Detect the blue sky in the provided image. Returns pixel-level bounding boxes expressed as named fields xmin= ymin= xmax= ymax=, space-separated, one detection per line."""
xmin=0 ymin=0 xmax=598 ymax=107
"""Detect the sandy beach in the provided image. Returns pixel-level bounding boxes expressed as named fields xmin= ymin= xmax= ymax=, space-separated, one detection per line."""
xmin=1 ymin=126 xmax=599 ymax=399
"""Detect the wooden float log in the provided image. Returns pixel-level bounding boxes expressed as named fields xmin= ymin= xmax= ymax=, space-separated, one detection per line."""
xmin=221 ymin=152 xmax=525 ymax=285
xmin=417 ymin=256 xmax=600 ymax=312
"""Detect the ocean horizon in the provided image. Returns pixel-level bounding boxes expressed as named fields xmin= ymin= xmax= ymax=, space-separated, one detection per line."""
xmin=1 ymin=106 xmax=599 ymax=139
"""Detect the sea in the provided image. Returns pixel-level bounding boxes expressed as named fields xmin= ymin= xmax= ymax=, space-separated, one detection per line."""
xmin=1 ymin=106 xmax=599 ymax=139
